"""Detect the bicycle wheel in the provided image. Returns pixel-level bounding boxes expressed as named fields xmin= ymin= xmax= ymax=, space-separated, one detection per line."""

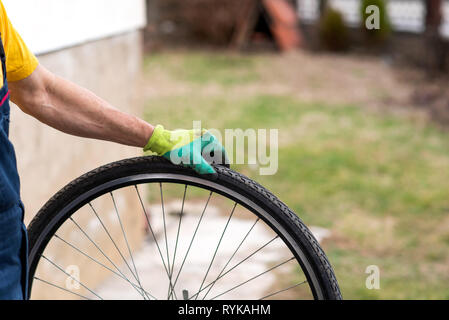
xmin=27 ymin=156 xmax=341 ymax=300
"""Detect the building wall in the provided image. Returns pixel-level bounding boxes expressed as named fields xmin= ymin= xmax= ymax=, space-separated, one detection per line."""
xmin=3 ymin=0 xmax=146 ymax=54
xmin=10 ymin=31 xmax=145 ymax=224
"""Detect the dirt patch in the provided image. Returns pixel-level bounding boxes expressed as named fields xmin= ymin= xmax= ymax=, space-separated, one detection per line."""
xmin=144 ymin=50 xmax=449 ymax=128
xmin=261 ymin=51 xmax=449 ymax=128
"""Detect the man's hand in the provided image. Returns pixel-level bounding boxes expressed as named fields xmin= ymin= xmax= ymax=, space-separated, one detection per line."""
xmin=144 ymin=125 xmax=229 ymax=178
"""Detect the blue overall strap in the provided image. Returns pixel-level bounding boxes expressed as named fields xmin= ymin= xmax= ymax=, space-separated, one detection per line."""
xmin=0 ymin=32 xmax=28 ymax=300
xmin=0 ymin=32 xmax=5 ymax=76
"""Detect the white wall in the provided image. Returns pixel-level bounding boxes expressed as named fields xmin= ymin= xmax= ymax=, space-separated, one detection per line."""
xmin=3 ymin=0 xmax=146 ymax=54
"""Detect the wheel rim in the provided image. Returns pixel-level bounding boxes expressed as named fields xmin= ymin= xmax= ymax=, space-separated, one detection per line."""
xmin=28 ymin=173 xmax=324 ymax=300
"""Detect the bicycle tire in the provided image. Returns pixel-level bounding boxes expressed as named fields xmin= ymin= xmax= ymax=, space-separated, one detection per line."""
xmin=27 ymin=156 xmax=342 ymax=300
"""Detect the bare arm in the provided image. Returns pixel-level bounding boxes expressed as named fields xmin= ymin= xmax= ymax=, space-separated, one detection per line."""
xmin=8 ymin=64 xmax=154 ymax=148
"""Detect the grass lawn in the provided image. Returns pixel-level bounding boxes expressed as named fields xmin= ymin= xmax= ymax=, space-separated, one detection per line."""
xmin=143 ymin=50 xmax=449 ymax=299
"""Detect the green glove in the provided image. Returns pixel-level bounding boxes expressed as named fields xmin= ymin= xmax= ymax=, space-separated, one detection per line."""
xmin=144 ymin=125 xmax=229 ymax=177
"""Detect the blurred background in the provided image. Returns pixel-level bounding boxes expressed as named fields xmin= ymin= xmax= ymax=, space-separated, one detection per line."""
xmin=6 ymin=0 xmax=449 ymax=299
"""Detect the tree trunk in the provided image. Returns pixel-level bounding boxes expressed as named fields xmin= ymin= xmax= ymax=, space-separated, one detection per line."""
xmin=424 ymin=0 xmax=446 ymax=72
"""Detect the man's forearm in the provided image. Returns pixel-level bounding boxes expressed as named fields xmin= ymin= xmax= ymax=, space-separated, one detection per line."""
xmin=9 ymin=65 xmax=154 ymax=148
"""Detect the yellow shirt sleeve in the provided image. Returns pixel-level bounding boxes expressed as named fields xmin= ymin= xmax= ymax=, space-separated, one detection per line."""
xmin=0 ymin=0 xmax=38 ymax=83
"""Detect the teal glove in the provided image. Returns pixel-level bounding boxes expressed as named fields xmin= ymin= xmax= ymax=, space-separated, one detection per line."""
xmin=144 ymin=125 xmax=229 ymax=177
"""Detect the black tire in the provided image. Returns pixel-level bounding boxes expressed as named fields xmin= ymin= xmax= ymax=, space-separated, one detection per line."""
xmin=27 ymin=156 xmax=342 ymax=300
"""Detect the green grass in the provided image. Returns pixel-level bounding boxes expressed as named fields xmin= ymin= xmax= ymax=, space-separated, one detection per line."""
xmin=143 ymin=51 xmax=449 ymax=299
xmin=145 ymin=52 xmax=260 ymax=86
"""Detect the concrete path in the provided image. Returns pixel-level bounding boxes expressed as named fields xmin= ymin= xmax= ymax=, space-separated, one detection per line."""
xmin=95 ymin=200 xmax=329 ymax=300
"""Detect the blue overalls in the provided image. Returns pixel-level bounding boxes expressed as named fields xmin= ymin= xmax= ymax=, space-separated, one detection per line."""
xmin=0 ymin=34 xmax=28 ymax=300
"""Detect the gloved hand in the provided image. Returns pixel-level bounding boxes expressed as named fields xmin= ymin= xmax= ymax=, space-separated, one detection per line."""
xmin=144 ymin=125 xmax=229 ymax=178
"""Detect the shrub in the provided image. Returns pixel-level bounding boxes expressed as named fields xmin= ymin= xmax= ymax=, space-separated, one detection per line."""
xmin=318 ymin=7 xmax=350 ymax=51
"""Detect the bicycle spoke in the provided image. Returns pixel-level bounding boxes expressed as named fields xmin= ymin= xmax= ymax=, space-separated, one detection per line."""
xmin=88 ymin=203 xmax=147 ymax=298
xmin=190 ymin=218 xmax=260 ymax=299
xmin=200 ymin=217 xmax=260 ymax=299
xmin=41 ymin=255 xmax=103 ymax=300
xmin=68 ymin=216 xmax=149 ymax=299
xmin=159 ymin=183 xmax=173 ymax=299
xmin=169 ymin=191 xmax=213 ymax=298
xmin=190 ymin=233 xmax=277 ymax=300
xmin=110 ymin=192 xmax=147 ymax=299
xmin=196 ymin=202 xmax=237 ymax=300
xmin=259 ymin=280 xmax=307 ymax=300
xmin=159 ymin=183 xmax=171 ymax=271
xmin=135 ymin=185 xmax=178 ymax=300
xmin=167 ymin=184 xmax=187 ymax=300
xmin=54 ymin=234 xmax=156 ymax=300
xmin=34 ymin=277 xmax=92 ymax=300
xmin=210 ymin=257 xmax=295 ymax=300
